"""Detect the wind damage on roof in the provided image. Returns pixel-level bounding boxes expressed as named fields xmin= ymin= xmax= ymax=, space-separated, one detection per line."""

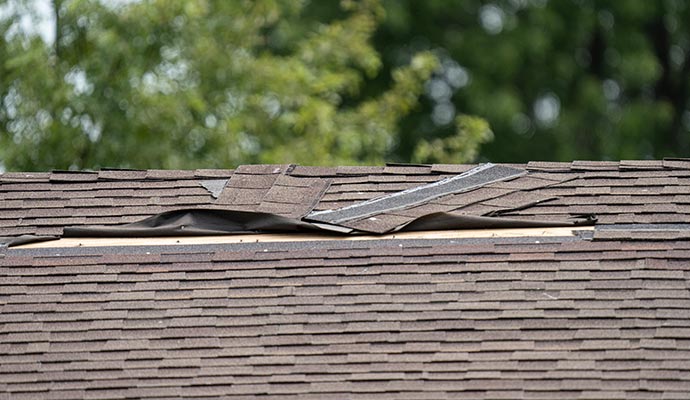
xmin=2 ymin=158 xmax=690 ymax=246
xmin=306 ymin=163 xmax=526 ymax=227
xmin=0 ymin=163 xmax=594 ymax=246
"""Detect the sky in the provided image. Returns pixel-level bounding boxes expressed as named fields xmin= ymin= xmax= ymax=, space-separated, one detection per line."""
xmin=1 ymin=0 xmax=138 ymax=44
xmin=0 ymin=0 xmax=55 ymax=43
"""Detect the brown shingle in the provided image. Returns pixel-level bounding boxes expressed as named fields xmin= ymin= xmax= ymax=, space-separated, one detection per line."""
xmin=571 ymin=160 xmax=620 ymax=171
xmin=193 ymin=168 xmax=234 ymax=178
xmin=227 ymin=173 xmax=277 ymax=189
xmin=49 ymin=171 xmax=98 ymax=182
xmin=620 ymin=160 xmax=664 ymax=170
xmin=144 ymin=169 xmax=197 ymax=180
xmin=288 ymin=166 xmax=338 ymax=177
xmin=382 ymin=164 xmax=432 ymax=175
xmin=663 ymin=158 xmax=690 ymax=170
xmin=346 ymin=214 xmax=412 ymax=234
xmin=0 ymin=172 xmax=50 ymax=181
xmin=235 ymin=164 xmax=292 ymax=175
xmin=97 ymin=169 xmax=147 ymax=181
xmin=215 ymin=187 xmax=266 ymax=206
xmin=335 ymin=166 xmax=385 ymax=176
xmin=430 ymin=164 xmax=475 ymax=174
xmin=526 ymin=161 xmax=572 ymax=172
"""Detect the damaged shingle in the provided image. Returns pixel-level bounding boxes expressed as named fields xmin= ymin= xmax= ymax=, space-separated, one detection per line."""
xmin=307 ymin=163 xmax=526 ymax=225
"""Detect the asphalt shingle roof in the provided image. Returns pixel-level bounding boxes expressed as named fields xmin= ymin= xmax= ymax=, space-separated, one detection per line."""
xmin=2 ymin=159 xmax=690 ymax=399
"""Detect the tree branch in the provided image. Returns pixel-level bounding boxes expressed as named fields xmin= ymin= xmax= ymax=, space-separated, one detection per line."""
xmin=670 ymin=48 xmax=690 ymax=154
xmin=52 ymin=0 xmax=61 ymax=60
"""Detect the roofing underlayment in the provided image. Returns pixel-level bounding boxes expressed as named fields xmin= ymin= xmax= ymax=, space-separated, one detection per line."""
xmin=2 ymin=159 xmax=690 ymax=399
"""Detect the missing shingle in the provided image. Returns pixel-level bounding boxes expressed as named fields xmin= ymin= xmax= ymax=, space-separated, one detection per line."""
xmin=200 ymin=179 xmax=229 ymax=199
xmin=307 ymin=163 xmax=526 ymax=225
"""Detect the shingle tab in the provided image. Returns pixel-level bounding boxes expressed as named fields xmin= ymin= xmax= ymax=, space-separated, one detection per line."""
xmin=235 ymin=164 xmax=293 ymax=175
xmin=383 ymin=164 xmax=432 ymax=175
xmin=430 ymin=164 xmax=476 ymax=174
xmin=288 ymin=166 xmax=339 ymax=177
xmin=526 ymin=161 xmax=572 ymax=172
xmin=49 ymin=171 xmax=98 ymax=182
xmin=144 ymin=169 xmax=196 ymax=180
xmin=620 ymin=160 xmax=664 ymax=170
xmin=336 ymin=166 xmax=385 ymax=176
xmin=97 ymin=169 xmax=147 ymax=180
xmin=571 ymin=160 xmax=620 ymax=171
xmin=663 ymin=158 xmax=690 ymax=170
xmin=193 ymin=169 xmax=234 ymax=178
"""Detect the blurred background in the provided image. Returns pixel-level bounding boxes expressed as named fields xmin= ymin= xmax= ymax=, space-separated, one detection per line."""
xmin=1 ymin=0 xmax=689 ymax=171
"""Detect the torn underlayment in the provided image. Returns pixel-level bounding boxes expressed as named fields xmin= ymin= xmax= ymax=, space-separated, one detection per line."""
xmin=0 ymin=163 xmax=596 ymax=247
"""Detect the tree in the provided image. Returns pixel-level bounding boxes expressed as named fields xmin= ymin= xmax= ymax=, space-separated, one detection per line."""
xmin=0 ymin=0 xmax=491 ymax=171
xmin=371 ymin=0 xmax=690 ymax=162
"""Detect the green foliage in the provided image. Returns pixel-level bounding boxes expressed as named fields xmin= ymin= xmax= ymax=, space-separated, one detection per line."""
xmin=372 ymin=0 xmax=690 ymax=162
xmin=0 ymin=0 xmax=489 ymax=171
xmin=5 ymin=0 xmax=687 ymax=170
xmin=412 ymin=115 xmax=493 ymax=164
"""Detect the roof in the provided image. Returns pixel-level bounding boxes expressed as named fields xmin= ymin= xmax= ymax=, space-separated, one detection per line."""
xmin=2 ymin=160 xmax=690 ymax=399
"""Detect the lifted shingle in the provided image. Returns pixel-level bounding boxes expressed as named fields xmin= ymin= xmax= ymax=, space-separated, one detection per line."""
xmin=308 ymin=164 xmax=526 ymax=227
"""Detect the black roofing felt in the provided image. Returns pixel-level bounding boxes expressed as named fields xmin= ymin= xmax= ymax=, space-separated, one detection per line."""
xmin=400 ymin=213 xmax=594 ymax=232
xmin=62 ymin=209 xmax=318 ymax=237
xmin=0 ymin=210 xmax=591 ymax=248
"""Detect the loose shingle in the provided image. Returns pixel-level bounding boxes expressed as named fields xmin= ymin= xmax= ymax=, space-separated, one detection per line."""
xmin=215 ymin=187 xmax=266 ymax=206
xmin=258 ymin=178 xmax=329 ymax=218
xmin=226 ymin=173 xmax=277 ymax=189
xmin=308 ymin=164 xmax=526 ymax=228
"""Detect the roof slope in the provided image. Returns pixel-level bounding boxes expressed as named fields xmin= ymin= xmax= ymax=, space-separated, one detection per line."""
xmin=2 ymin=160 xmax=690 ymax=399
